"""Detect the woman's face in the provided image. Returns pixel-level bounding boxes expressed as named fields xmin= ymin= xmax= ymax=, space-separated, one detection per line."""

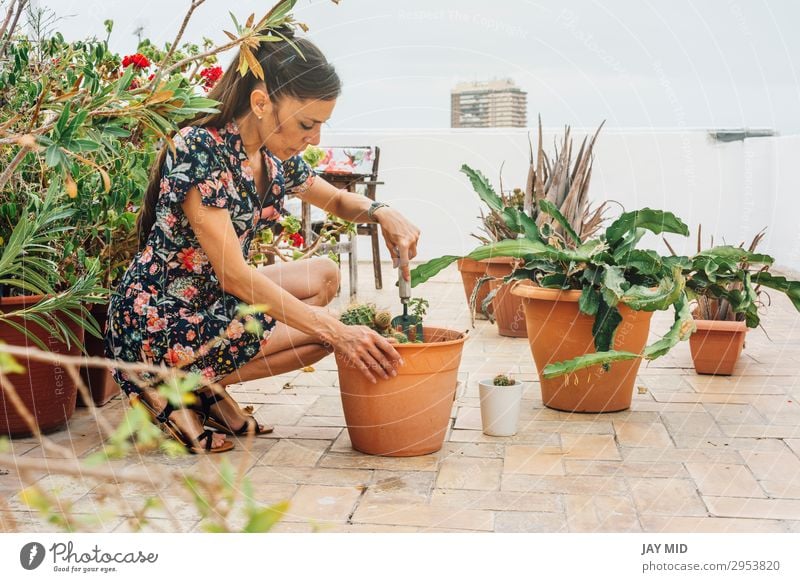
xmin=257 ymin=94 xmax=336 ymax=160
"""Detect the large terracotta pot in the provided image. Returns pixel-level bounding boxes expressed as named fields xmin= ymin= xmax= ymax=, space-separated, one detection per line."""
xmin=457 ymin=257 xmax=515 ymax=320
xmin=336 ymin=327 xmax=466 ymax=456
xmin=0 ymin=295 xmax=84 ymax=437
xmin=689 ymin=319 xmax=747 ymax=375
xmin=511 ymin=283 xmax=653 ymax=413
xmin=78 ymin=303 xmax=120 ymax=407
xmin=489 ymin=278 xmax=528 ymax=337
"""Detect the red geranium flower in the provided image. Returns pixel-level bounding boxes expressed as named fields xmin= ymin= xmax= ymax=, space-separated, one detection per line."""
xmin=199 ymin=66 xmax=223 ymax=91
xmin=122 ymin=53 xmax=150 ymax=69
xmin=288 ymin=233 xmax=305 ymax=248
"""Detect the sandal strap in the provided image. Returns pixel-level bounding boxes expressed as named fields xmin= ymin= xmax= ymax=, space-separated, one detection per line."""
xmin=195 ymin=429 xmax=215 ymax=452
xmin=233 ymin=417 xmax=256 ymax=435
xmin=154 ymin=402 xmax=175 ymax=424
xmin=196 ymin=391 xmax=227 ymax=417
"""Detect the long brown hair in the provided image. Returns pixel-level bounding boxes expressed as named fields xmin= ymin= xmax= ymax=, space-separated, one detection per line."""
xmin=136 ymin=28 xmax=341 ymax=248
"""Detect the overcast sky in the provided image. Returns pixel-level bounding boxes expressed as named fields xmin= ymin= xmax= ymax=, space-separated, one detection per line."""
xmin=36 ymin=0 xmax=800 ymax=133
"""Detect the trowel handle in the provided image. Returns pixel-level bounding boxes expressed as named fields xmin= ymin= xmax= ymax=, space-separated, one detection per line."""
xmin=398 ymin=272 xmax=412 ymax=300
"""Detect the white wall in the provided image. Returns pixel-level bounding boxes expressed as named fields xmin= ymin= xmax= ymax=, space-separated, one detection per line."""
xmin=318 ymin=129 xmax=797 ymax=271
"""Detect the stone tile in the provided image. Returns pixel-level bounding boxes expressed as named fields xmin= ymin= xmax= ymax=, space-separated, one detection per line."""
xmin=563 ymin=460 xmax=688 ymax=480
xmin=437 ymin=442 xmax=506 ymax=459
xmin=502 ymin=474 xmax=629 ymax=496
xmin=613 ymin=421 xmax=674 ymax=448
xmin=430 ymin=489 xmax=561 ymax=513
xmin=362 ymin=471 xmax=434 ymax=505
xmin=565 ymin=494 xmax=641 ymax=532
xmin=671 ymin=435 xmax=787 ymax=453
xmin=257 ymin=439 xmax=330 ymax=467
xmin=661 ymin=411 xmax=723 ymax=437
xmin=284 ymin=485 xmax=362 ymax=523
xmin=252 ymin=404 xmax=308 ymax=426
xmin=351 ymin=502 xmax=494 ymax=531
xmin=704 ymin=496 xmax=800 ymax=520
xmin=685 ymin=376 xmax=790 ymax=395
xmin=263 ymin=426 xmax=342 ymax=440
xmin=319 ymin=453 xmax=439 ymax=472
xmin=453 ymin=407 xmax=483 ymax=430
xmin=448 ymin=428 xmax=560 ymax=446
xmin=494 ymin=511 xmax=567 ymax=533
xmin=650 ymin=391 xmax=751 ymax=404
xmin=234 ymin=375 xmax=294 ymax=394
xmin=740 ymin=450 xmax=800 ymax=498
xmin=719 ymin=424 xmax=800 ymax=439
xmin=561 ymin=434 xmax=621 ymax=461
xmin=504 ymin=445 xmax=565 ymax=476
xmin=622 ymin=447 xmax=743 ymax=465
xmin=305 ymin=395 xmax=345 ymax=417
xmin=684 ymin=463 xmax=765 ymax=498
xmin=640 ymin=515 xmax=789 ymax=533
xmin=702 ymin=403 xmax=766 ymax=425
xmin=628 ymin=478 xmax=707 ymax=517
xmin=247 ymin=466 xmax=372 ymax=487
xmin=786 ymin=439 xmax=800 ymax=458
xmin=296 ymin=415 xmax=347 ymax=427
xmin=516 ymin=420 xmax=615 ymax=435
xmin=435 ymin=457 xmax=503 ymax=491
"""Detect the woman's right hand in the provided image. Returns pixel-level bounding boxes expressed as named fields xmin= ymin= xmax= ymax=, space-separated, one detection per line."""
xmin=333 ymin=324 xmax=403 ymax=383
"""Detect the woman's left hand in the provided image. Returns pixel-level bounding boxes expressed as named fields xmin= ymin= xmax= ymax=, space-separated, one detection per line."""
xmin=375 ymin=208 xmax=420 ymax=281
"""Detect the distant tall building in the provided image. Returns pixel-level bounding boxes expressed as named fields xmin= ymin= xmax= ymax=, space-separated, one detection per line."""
xmin=451 ymin=79 xmax=528 ymax=128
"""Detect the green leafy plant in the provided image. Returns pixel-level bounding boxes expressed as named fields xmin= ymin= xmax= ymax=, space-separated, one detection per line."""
xmin=339 ymin=303 xmax=409 ymax=343
xmin=412 ymin=168 xmax=696 ymax=378
xmin=672 ymin=227 xmax=800 ymax=328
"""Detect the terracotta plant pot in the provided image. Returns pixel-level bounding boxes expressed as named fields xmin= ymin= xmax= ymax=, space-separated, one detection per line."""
xmin=78 ymin=303 xmax=120 ymax=407
xmin=336 ymin=326 xmax=467 ymax=456
xmin=511 ymin=283 xmax=653 ymax=413
xmin=689 ymin=319 xmax=747 ymax=375
xmin=0 ymin=295 xmax=84 ymax=437
xmin=478 ymin=379 xmax=524 ymax=437
xmin=489 ymin=278 xmax=528 ymax=337
xmin=457 ymin=257 xmax=515 ymax=320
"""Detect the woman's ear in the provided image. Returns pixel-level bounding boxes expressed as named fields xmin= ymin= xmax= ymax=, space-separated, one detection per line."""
xmin=250 ymin=84 xmax=272 ymax=120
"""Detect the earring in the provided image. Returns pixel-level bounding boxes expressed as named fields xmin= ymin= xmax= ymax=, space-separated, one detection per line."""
xmin=257 ymin=115 xmax=263 ymax=120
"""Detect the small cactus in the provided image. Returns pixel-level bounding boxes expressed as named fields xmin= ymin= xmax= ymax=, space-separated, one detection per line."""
xmin=373 ymin=310 xmax=393 ymax=332
xmin=492 ymin=373 xmax=515 ymax=386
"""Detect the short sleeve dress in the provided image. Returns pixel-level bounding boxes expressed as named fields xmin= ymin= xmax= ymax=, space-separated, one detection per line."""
xmin=105 ymin=121 xmax=315 ymax=395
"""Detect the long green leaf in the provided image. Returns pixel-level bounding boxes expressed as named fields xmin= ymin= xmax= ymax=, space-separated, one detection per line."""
xmin=542 ymin=350 xmax=640 ymax=379
xmin=752 ymin=271 xmax=800 ymax=311
xmin=606 ymin=209 xmax=689 ymax=249
xmin=538 ymin=199 xmax=581 ymax=245
xmin=460 ymin=164 xmax=503 ymax=213
xmin=642 ymin=293 xmax=695 ymax=359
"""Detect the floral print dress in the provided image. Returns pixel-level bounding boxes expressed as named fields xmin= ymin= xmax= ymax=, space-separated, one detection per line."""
xmin=105 ymin=121 xmax=315 ymax=395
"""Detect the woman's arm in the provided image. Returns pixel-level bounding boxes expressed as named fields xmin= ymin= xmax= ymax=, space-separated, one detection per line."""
xmin=298 ymin=177 xmax=421 ymax=280
xmin=182 ymin=188 xmax=401 ymax=382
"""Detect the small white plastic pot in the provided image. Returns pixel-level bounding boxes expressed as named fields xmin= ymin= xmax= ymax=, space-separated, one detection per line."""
xmin=478 ymin=379 xmax=524 ymax=437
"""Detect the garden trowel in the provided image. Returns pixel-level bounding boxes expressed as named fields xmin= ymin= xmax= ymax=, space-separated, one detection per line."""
xmin=391 ymin=270 xmax=423 ymax=341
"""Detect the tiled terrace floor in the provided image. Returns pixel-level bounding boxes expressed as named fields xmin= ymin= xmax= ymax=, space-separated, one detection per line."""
xmin=3 ymin=261 xmax=800 ymax=533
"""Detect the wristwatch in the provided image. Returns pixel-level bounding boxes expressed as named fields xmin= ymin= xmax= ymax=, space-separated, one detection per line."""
xmin=367 ymin=201 xmax=390 ymax=220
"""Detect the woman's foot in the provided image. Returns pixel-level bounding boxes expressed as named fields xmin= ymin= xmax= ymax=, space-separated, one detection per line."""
xmin=192 ymin=389 xmax=273 ymax=435
xmin=137 ymin=389 xmax=230 ymax=452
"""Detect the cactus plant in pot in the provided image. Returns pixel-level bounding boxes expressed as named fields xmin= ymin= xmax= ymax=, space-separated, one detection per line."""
xmin=478 ymin=373 xmax=524 ymax=437
xmin=673 ymin=228 xmax=800 ymax=375
xmin=413 ymin=202 xmax=696 ymax=413
xmin=335 ymin=299 xmax=467 ymax=456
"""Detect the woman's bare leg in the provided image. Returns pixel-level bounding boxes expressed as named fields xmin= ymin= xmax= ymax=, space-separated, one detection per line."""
xmin=202 ymin=257 xmax=339 ymax=429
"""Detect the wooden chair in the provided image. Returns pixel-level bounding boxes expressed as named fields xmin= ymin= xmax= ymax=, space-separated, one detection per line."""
xmin=301 ymin=146 xmax=384 ymax=299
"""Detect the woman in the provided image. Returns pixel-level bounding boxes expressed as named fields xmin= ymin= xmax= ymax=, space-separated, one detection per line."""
xmin=106 ymin=28 xmax=420 ymax=453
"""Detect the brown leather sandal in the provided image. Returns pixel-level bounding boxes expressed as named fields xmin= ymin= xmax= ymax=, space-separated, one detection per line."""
xmin=191 ymin=391 xmax=274 ymax=436
xmin=132 ymin=394 xmax=235 ymax=454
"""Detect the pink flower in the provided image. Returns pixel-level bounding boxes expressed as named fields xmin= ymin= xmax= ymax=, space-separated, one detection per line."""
xmin=138 ymin=245 xmax=153 ymax=264
xmin=225 ymin=319 xmax=245 ymax=341
xmin=181 ymin=285 xmax=198 ymax=301
xmin=133 ymin=291 xmax=151 ymax=315
xmin=177 ymin=247 xmax=206 ymax=273
xmin=201 ymin=366 xmax=217 ymax=379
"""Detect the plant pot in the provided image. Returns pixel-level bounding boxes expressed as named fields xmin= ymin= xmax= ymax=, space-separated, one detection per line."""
xmin=478 ymin=379 xmax=523 ymax=436
xmin=78 ymin=302 xmax=120 ymax=407
xmin=457 ymin=257 xmax=515 ymax=320
xmin=489 ymin=279 xmax=528 ymax=337
xmin=511 ymin=283 xmax=653 ymax=413
xmin=689 ymin=319 xmax=747 ymax=376
xmin=336 ymin=326 xmax=467 ymax=456
xmin=0 ymin=295 xmax=84 ymax=437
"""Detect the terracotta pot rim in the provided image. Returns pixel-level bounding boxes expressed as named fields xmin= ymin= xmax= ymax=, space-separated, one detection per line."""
xmin=391 ymin=326 xmax=467 ymax=349
xmin=511 ymin=282 xmax=581 ymax=302
xmin=692 ymin=318 xmax=748 ymax=332
xmin=0 ymin=293 xmax=48 ymax=308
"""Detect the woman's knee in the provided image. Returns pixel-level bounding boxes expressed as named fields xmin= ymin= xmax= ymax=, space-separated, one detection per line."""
xmin=313 ymin=256 xmax=340 ymax=304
